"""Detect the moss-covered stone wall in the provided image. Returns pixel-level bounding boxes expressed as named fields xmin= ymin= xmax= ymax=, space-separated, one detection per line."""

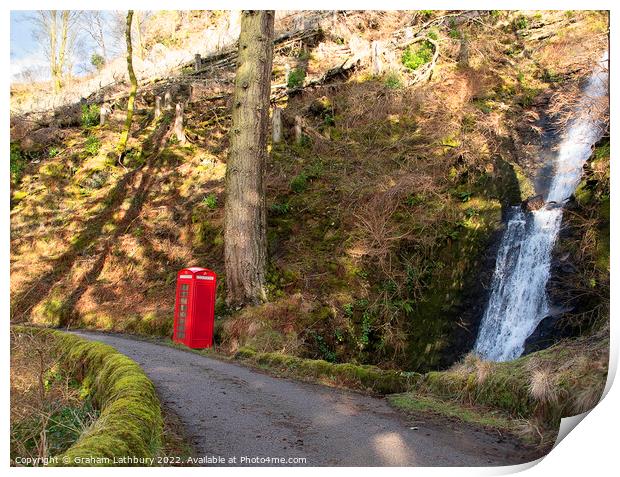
xmin=13 ymin=327 xmax=163 ymax=466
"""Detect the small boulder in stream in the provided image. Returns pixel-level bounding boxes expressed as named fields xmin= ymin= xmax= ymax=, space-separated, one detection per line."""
xmin=521 ymin=194 xmax=545 ymax=212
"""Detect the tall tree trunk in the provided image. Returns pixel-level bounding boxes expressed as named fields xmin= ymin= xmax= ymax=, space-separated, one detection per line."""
xmin=116 ymin=10 xmax=138 ymax=159
xmin=50 ymin=11 xmax=58 ymax=92
xmin=224 ymin=10 xmax=275 ymax=305
xmin=99 ymin=21 xmax=108 ymax=61
xmin=95 ymin=13 xmax=108 ymax=61
xmin=135 ymin=11 xmax=145 ymax=60
xmin=55 ymin=11 xmax=69 ymax=91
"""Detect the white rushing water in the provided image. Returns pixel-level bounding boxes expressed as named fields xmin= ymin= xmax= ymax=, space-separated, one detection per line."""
xmin=474 ymin=54 xmax=608 ymax=362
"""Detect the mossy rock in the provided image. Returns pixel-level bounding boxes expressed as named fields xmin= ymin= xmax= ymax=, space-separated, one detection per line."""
xmin=235 ymin=346 xmax=257 ymax=359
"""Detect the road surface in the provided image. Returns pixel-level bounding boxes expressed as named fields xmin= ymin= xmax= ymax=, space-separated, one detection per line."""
xmin=73 ymin=331 xmax=540 ymax=466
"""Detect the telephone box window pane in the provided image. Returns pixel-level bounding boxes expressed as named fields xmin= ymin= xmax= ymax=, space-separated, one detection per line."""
xmin=180 ymin=311 xmax=186 ymax=318
xmin=181 ymin=284 xmax=189 ymax=291
xmin=180 ymin=298 xmax=188 ymax=305
xmin=180 ymin=305 xmax=187 ymax=311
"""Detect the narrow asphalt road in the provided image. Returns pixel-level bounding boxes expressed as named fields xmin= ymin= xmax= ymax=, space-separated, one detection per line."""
xmin=73 ymin=331 xmax=539 ymax=467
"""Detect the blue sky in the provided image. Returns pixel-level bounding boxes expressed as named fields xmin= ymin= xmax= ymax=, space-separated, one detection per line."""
xmin=10 ymin=11 xmax=36 ymax=60
xmin=11 ymin=11 xmax=51 ymax=81
xmin=10 ymin=10 xmax=116 ymax=82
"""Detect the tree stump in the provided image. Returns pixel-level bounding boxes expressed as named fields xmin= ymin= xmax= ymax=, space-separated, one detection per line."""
xmin=284 ymin=63 xmax=291 ymax=86
xmin=154 ymin=96 xmax=162 ymax=119
xmin=194 ymin=53 xmax=202 ymax=72
xmin=99 ymin=104 xmax=110 ymax=126
xmin=294 ymin=115 xmax=303 ymax=144
xmin=371 ymin=41 xmax=383 ymax=76
xmin=272 ymin=106 xmax=282 ymax=144
xmin=174 ymin=103 xmax=186 ymax=144
xmin=164 ymin=91 xmax=172 ymax=110
xmin=458 ymin=34 xmax=470 ymax=68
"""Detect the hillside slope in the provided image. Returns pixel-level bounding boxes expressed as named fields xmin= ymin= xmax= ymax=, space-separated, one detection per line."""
xmin=10 ymin=10 xmax=608 ymax=376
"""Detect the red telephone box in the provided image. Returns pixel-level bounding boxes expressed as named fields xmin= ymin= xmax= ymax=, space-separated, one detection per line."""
xmin=173 ymin=267 xmax=217 ymax=348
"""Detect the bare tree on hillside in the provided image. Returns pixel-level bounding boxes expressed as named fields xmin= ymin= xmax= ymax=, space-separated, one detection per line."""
xmin=224 ymin=10 xmax=275 ymax=305
xmin=133 ymin=11 xmax=146 ymax=60
xmin=108 ymin=10 xmax=151 ymax=60
xmin=116 ymin=10 xmax=138 ymax=160
xmin=30 ymin=10 xmax=82 ymax=92
xmin=80 ymin=11 xmax=110 ymax=62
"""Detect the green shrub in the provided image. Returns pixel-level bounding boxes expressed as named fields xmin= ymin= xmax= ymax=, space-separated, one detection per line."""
xmin=10 ymin=143 xmax=26 ymax=184
xmin=297 ymin=49 xmax=312 ymax=61
xmin=81 ymin=104 xmax=100 ymax=129
xmin=287 ymin=68 xmax=306 ymax=89
xmin=84 ymin=136 xmax=101 ymax=156
xmin=91 ymin=53 xmax=105 ymax=71
xmin=123 ymin=148 xmax=145 ymax=168
xmin=313 ymin=333 xmax=337 ymax=362
xmin=48 ymin=146 xmax=60 ymax=158
xmin=513 ymin=15 xmax=529 ymax=30
xmin=401 ymin=41 xmax=434 ymax=70
xmin=384 ymin=71 xmax=403 ymax=89
xmin=202 ymin=193 xmax=218 ymax=210
xmin=46 ymin=401 xmax=99 ymax=456
xmin=11 ymin=396 xmax=99 ymax=462
xmin=270 ymin=202 xmax=291 ymax=216
xmin=290 ymin=172 xmax=308 ymax=193
xmin=542 ymin=69 xmax=562 ymax=83
xmin=306 ymin=160 xmax=324 ymax=179
xmin=456 ymin=191 xmax=473 ymax=202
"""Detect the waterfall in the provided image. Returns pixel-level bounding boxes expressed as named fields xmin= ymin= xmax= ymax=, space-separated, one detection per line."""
xmin=474 ymin=54 xmax=608 ymax=362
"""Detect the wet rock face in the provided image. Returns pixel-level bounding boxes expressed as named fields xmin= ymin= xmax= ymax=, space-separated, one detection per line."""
xmin=523 ymin=315 xmax=566 ymax=354
xmin=521 ymin=194 xmax=545 ymax=212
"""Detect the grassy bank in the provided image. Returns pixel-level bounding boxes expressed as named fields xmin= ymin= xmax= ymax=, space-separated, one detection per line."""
xmin=392 ymin=329 xmax=609 ymax=446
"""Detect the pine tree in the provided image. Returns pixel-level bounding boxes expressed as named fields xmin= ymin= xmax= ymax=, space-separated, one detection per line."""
xmin=224 ymin=11 xmax=275 ymax=305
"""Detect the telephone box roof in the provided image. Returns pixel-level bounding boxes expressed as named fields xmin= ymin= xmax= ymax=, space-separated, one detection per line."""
xmin=182 ymin=267 xmax=214 ymax=274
